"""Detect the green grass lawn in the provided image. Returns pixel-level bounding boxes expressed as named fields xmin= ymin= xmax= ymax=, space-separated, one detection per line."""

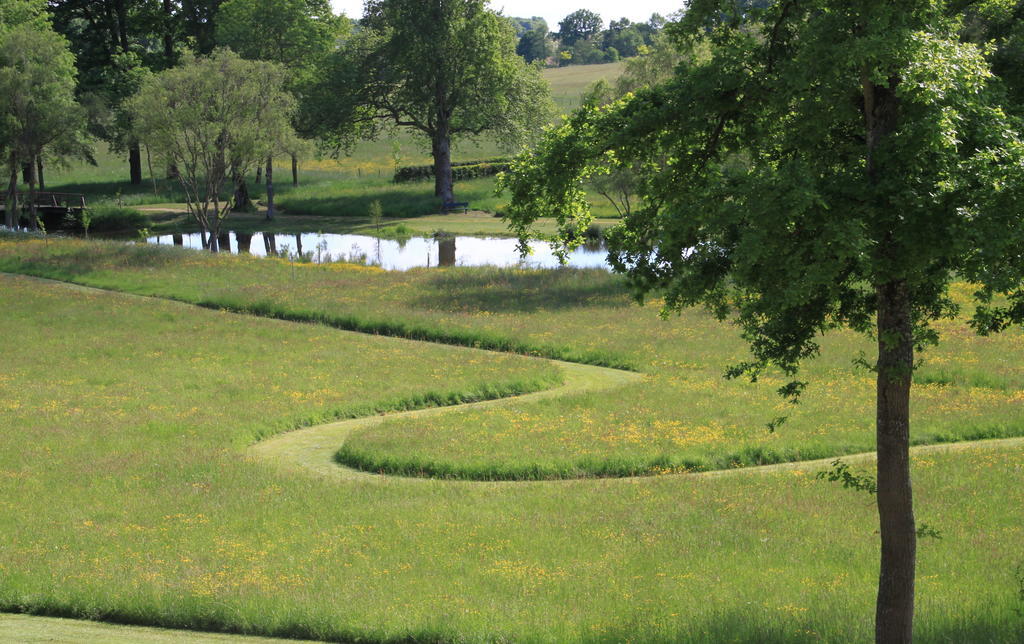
xmin=3 ymin=237 xmax=1022 ymax=480
xmin=0 ymin=246 xmax=1022 ymax=641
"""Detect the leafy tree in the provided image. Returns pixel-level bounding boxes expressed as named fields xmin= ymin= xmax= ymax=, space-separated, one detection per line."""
xmin=603 ymin=21 xmax=643 ymax=58
xmin=216 ymin=0 xmax=341 ymax=70
xmin=508 ymin=15 xmax=546 ymax=37
xmin=516 ymin=28 xmax=551 ymax=63
xmin=49 ymin=0 xmax=181 ymax=185
xmin=961 ymin=0 xmax=1024 ymax=117
xmin=556 ymin=8 xmax=601 ymax=47
xmin=0 ymin=19 xmax=87 ymax=229
xmin=500 ymin=1 xmax=1024 ymax=640
xmin=568 ymin=36 xmax=605 ymax=64
xmin=216 ymin=0 xmax=343 ymax=211
xmin=129 ymin=49 xmax=297 ymax=250
xmin=307 ymin=0 xmax=552 ymax=204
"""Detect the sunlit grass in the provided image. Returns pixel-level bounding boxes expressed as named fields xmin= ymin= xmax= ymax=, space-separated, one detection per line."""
xmin=1 ymin=238 xmax=1022 ymax=641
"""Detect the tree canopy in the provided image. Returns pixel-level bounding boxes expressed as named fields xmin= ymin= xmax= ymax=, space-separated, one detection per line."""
xmin=307 ymin=0 xmax=552 ymax=203
xmin=556 ymin=8 xmax=601 ymax=47
xmin=129 ymin=49 xmax=296 ymax=250
xmin=0 ymin=11 xmax=86 ymax=228
xmin=501 ymin=0 xmax=1024 ymax=640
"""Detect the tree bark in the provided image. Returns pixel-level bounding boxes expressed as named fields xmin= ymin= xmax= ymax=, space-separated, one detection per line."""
xmin=5 ymin=161 xmax=18 ymax=229
xmin=232 ymin=166 xmax=252 ymax=212
xmin=129 ymin=144 xmax=143 ymax=185
xmin=874 ymin=280 xmax=916 ymax=644
xmin=27 ymin=153 xmax=38 ymax=231
xmin=265 ymin=156 xmax=274 ymax=220
xmin=255 ymin=164 xmax=263 ymax=184
xmin=162 ymin=0 xmax=174 ymax=66
xmin=291 ymin=154 xmax=298 ymax=186
xmin=36 ymin=158 xmax=44 ymax=192
xmin=431 ymin=129 xmax=453 ymax=203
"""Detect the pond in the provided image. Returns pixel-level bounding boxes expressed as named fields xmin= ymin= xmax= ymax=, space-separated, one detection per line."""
xmin=145 ymin=231 xmax=612 ymax=271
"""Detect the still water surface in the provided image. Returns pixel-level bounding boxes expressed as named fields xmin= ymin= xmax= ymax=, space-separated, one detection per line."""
xmin=146 ymin=231 xmax=611 ymax=271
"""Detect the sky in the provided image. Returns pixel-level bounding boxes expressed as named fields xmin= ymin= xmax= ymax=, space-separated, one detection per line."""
xmin=328 ymin=1 xmax=685 ymax=33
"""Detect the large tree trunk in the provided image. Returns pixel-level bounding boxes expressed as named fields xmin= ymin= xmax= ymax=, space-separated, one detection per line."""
xmin=874 ymin=280 xmax=916 ymax=643
xmin=265 ymin=156 xmax=274 ymax=220
xmin=431 ymin=128 xmax=453 ymax=203
xmin=36 ymin=158 xmax=44 ymax=192
xmin=5 ymin=161 xmax=18 ymax=229
xmin=291 ymin=154 xmax=298 ymax=186
xmin=129 ymin=144 xmax=143 ymax=185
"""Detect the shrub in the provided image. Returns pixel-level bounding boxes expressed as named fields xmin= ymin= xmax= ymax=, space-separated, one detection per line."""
xmin=393 ymin=158 xmax=511 ymax=183
xmin=83 ymin=205 xmax=152 ymax=233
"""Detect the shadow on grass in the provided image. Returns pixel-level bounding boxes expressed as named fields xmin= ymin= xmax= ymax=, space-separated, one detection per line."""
xmin=3 ymin=602 xmax=1019 ymax=643
xmin=412 ymin=266 xmax=631 ymax=313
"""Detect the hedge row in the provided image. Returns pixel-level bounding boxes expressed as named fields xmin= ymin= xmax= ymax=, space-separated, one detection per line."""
xmin=394 ymin=158 xmax=511 ymax=183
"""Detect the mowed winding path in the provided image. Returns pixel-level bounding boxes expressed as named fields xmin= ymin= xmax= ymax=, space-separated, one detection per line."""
xmin=4 ymin=274 xmax=1023 ymax=642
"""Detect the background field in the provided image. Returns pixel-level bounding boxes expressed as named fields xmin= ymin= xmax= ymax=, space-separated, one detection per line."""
xmin=0 ymin=258 xmax=1022 ymax=642
xmin=33 ymin=62 xmax=627 ymax=229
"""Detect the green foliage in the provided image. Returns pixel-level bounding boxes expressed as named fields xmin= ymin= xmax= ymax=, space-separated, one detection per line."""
xmin=0 ymin=17 xmax=87 ymax=227
xmin=84 ymin=204 xmax=151 ymax=232
xmin=129 ymin=49 xmax=297 ymax=245
xmin=557 ymin=9 xmax=602 ymax=47
xmin=215 ymin=0 xmax=342 ymax=71
xmin=503 ymin=0 xmax=1024 ymax=388
xmin=307 ymin=0 xmax=554 ymax=162
xmin=816 ymin=459 xmax=878 ymax=495
xmin=516 ymin=29 xmax=551 ymax=64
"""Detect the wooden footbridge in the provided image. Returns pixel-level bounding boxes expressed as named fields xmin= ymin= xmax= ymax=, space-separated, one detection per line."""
xmin=1 ymin=192 xmax=86 ymax=228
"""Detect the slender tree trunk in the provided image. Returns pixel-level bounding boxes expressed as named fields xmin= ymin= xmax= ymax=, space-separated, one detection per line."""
xmin=162 ymin=0 xmax=174 ymax=66
xmin=5 ymin=161 xmax=18 ymax=229
xmin=291 ymin=154 xmax=298 ymax=186
xmin=21 ymin=163 xmax=29 ymax=184
xmin=36 ymin=158 xmax=44 ymax=192
xmin=27 ymin=153 xmax=38 ymax=231
xmin=265 ymin=156 xmax=274 ymax=220
xmin=129 ymin=144 xmax=143 ymax=185
xmin=255 ymin=164 xmax=263 ymax=184
xmin=146 ymin=145 xmax=159 ymax=194
xmin=875 ymin=280 xmax=916 ymax=643
xmin=431 ymin=128 xmax=453 ymax=203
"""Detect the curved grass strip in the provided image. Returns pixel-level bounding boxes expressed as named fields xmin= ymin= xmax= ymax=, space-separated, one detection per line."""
xmin=251 ymin=361 xmax=643 ymax=481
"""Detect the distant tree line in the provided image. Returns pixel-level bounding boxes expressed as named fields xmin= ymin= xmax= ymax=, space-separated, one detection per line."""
xmin=510 ymin=10 xmax=668 ymax=66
